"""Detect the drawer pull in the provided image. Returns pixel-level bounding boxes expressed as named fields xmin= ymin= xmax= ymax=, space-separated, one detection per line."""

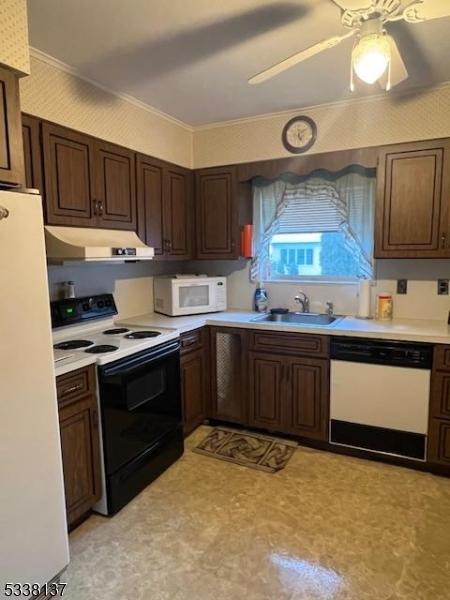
xmin=182 ymin=337 xmax=198 ymax=347
xmin=60 ymin=384 xmax=83 ymax=396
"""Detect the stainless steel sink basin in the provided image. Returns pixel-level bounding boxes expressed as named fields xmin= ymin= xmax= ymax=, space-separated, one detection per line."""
xmin=251 ymin=312 xmax=343 ymax=326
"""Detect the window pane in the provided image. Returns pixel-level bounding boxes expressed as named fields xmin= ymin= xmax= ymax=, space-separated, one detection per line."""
xmin=270 ymin=231 xmax=361 ymax=278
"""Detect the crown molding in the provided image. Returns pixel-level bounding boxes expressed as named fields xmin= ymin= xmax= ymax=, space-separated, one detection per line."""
xmin=29 ymin=46 xmax=450 ymax=135
xmin=194 ymin=79 xmax=450 ymax=132
xmin=29 ymin=47 xmax=194 ymax=132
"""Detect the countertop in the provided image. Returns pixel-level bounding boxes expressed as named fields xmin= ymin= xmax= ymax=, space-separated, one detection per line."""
xmin=119 ymin=310 xmax=450 ymax=345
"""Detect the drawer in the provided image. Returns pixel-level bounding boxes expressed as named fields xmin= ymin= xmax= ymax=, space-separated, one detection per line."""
xmin=180 ymin=328 xmax=204 ymax=355
xmin=428 ymin=418 xmax=450 ymax=466
xmin=248 ymin=330 xmax=329 ymax=358
xmin=433 ymin=345 xmax=450 ymax=371
xmin=56 ymin=365 xmax=95 ymax=405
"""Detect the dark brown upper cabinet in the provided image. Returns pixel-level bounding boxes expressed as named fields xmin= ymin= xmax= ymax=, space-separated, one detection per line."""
xmin=375 ymin=139 xmax=450 ymax=258
xmin=0 ymin=66 xmax=24 ymax=186
xmin=194 ymin=167 xmax=239 ymax=259
xmin=94 ymin=140 xmax=136 ymax=230
xmin=137 ymin=154 xmax=192 ymax=259
xmin=42 ymin=122 xmax=97 ymax=227
xmin=137 ymin=154 xmax=165 ymax=256
xmin=22 ymin=114 xmax=43 ymax=192
xmin=164 ymin=164 xmax=192 ymax=258
xmin=42 ymin=122 xmax=137 ymax=230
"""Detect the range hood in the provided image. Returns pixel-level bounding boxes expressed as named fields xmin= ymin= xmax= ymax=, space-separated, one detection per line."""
xmin=45 ymin=226 xmax=154 ymax=263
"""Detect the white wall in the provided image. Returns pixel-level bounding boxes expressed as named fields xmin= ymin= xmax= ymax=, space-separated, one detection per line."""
xmin=186 ymin=259 xmax=450 ymax=321
xmin=20 ymin=52 xmax=193 ymax=168
xmin=193 ymin=83 xmax=450 ymax=168
xmin=47 ymin=262 xmax=185 ymax=320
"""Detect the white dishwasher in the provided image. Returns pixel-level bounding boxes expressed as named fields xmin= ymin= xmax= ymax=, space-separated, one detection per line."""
xmin=330 ymin=337 xmax=433 ymax=461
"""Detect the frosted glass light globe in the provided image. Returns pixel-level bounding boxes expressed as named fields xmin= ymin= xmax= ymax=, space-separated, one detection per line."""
xmin=352 ymin=34 xmax=390 ymax=85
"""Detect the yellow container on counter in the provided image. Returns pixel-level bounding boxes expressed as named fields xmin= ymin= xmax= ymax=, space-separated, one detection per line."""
xmin=376 ymin=293 xmax=393 ymax=320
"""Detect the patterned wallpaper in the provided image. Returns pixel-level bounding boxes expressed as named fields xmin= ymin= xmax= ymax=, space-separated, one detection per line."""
xmin=193 ymin=83 xmax=450 ymax=168
xmin=0 ymin=0 xmax=30 ymax=75
xmin=20 ymin=54 xmax=193 ymax=168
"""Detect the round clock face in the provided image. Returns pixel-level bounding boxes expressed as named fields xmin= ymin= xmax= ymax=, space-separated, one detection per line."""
xmin=282 ymin=116 xmax=317 ymax=154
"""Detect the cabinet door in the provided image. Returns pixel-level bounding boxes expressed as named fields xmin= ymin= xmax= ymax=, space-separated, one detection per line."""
xmin=249 ymin=352 xmax=285 ymax=430
xmin=59 ymin=395 xmax=101 ymax=528
xmin=181 ymin=347 xmax=207 ymax=436
xmin=209 ymin=327 xmax=247 ymax=424
xmin=286 ymin=357 xmax=329 ymax=441
xmin=95 ymin=140 xmax=136 ymax=230
xmin=42 ymin=122 xmax=96 ymax=226
xmin=22 ymin=114 xmax=43 ymax=192
xmin=0 ymin=66 xmax=24 ymax=186
xmin=428 ymin=419 xmax=450 ymax=466
xmin=164 ymin=165 xmax=192 ymax=258
xmin=375 ymin=140 xmax=450 ymax=257
xmin=136 ymin=154 xmax=165 ymax=255
xmin=195 ymin=167 xmax=239 ymax=259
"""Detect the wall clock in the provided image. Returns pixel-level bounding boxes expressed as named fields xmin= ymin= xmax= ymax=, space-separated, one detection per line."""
xmin=282 ymin=116 xmax=317 ymax=154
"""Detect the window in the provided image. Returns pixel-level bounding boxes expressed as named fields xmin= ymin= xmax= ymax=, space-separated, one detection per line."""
xmin=251 ymin=168 xmax=376 ymax=282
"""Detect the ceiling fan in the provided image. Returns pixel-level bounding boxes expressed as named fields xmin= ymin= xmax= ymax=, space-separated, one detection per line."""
xmin=248 ymin=0 xmax=450 ymax=91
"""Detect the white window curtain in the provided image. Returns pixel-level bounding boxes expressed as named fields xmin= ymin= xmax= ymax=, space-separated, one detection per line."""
xmin=250 ymin=167 xmax=375 ymax=281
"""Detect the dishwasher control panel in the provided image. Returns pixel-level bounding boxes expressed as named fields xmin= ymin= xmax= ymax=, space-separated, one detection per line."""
xmin=330 ymin=337 xmax=433 ymax=369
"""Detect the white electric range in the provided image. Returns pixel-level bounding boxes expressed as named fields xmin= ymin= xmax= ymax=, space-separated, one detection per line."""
xmin=53 ymin=319 xmax=179 ymax=367
xmin=52 ymin=294 xmax=179 ymax=369
xmin=51 ymin=293 xmax=184 ymax=516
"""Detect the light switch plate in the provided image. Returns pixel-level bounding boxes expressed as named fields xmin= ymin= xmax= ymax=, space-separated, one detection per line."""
xmin=438 ymin=279 xmax=449 ymax=295
xmin=397 ymin=279 xmax=407 ymax=294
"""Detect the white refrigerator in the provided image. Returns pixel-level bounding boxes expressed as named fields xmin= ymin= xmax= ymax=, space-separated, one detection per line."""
xmin=0 ymin=191 xmax=69 ymax=598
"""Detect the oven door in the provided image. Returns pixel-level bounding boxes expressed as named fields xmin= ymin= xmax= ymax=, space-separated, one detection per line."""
xmin=173 ymin=281 xmax=214 ymax=315
xmin=98 ymin=340 xmax=181 ymax=475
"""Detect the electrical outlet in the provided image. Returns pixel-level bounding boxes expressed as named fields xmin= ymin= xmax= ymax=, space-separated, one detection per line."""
xmin=438 ymin=279 xmax=449 ymax=295
xmin=397 ymin=279 xmax=407 ymax=294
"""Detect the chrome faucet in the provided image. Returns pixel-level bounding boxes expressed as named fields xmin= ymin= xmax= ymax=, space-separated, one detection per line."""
xmin=325 ymin=301 xmax=334 ymax=316
xmin=294 ymin=291 xmax=310 ymax=313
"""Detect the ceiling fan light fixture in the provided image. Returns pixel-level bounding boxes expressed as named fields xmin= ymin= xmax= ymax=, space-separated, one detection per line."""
xmin=352 ymin=33 xmax=391 ymax=85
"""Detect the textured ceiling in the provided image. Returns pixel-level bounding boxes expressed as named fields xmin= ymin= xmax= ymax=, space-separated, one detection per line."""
xmin=27 ymin=0 xmax=450 ymax=126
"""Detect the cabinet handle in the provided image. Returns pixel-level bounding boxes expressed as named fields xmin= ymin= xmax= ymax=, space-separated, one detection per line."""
xmin=93 ymin=200 xmax=98 ymax=216
xmin=60 ymin=384 xmax=82 ymax=397
xmin=98 ymin=200 xmax=104 ymax=216
xmin=441 ymin=233 xmax=447 ymax=249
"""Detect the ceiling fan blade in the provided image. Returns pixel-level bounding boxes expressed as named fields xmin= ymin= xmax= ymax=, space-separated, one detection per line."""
xmin=249 ymin=31 xmax=355 ymax=85
xmin=403 ymin=0 xmax=450 ymax=23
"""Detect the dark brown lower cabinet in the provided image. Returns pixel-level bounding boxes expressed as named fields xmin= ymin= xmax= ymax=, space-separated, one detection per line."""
xmin=209 ymin=327 xmax=248 ymax=424
xmin=428 ymin=419 xmax=450 ymax=466
xmin=56 ymin=366 xmax=101 ymax=529
xmin=249 ymin=351 xmax=329 ymax=441
xmin=287 ymin=357 xmax=329 ymax=440
xmin=428 ymin=347 xmax=450 ymax=469
xmin=180 ymin=329 xmax=209 ymax=436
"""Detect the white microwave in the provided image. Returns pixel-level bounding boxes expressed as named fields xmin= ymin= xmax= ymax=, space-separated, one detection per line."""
xmin=153 ymin=276 xmax=227 ymax=316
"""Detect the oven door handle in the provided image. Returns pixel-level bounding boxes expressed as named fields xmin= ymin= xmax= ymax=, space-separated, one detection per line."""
xmin=100 ymin=341 xmax=180 ymax=378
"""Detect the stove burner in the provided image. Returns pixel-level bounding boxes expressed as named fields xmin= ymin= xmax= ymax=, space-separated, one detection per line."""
xmin=54 ymin=340 xmax=93 ymax=350
xmin=85 ymin=344 xmax=118 ymax=354
xmin=103 ymin=328 xmax=130 ymax=335
xmin=125 ymin=331 xmax=161 ymax=339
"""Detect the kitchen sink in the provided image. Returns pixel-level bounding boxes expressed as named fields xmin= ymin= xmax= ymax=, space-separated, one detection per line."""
xmin=251 ymin=312 xmax=343 ymax=326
